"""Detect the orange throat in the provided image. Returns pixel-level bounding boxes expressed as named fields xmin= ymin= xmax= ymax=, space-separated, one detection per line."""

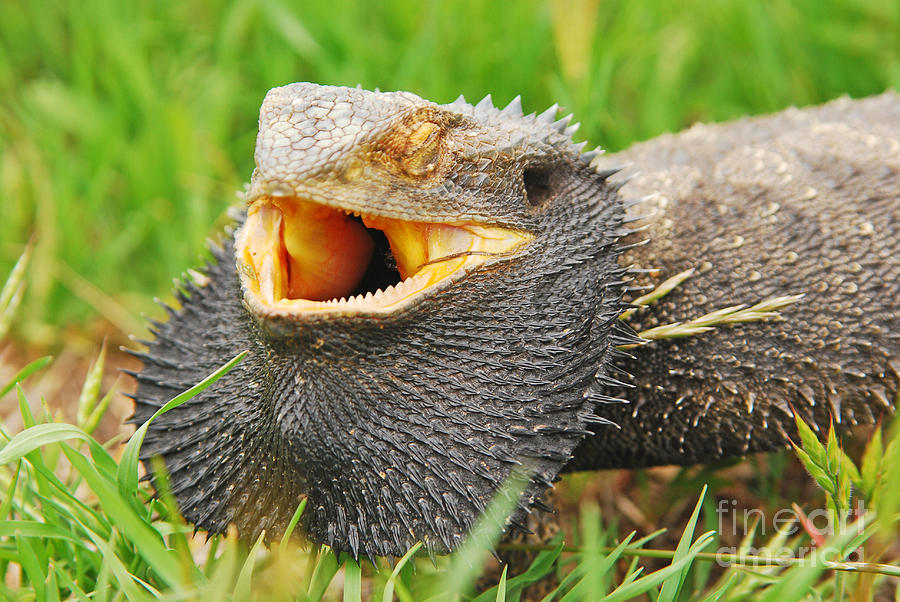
xmin=236 ymin=197 xmax=532 ymax=316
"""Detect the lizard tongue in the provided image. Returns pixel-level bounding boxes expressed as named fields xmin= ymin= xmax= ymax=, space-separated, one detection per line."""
xmin=244 ymin=199 xmax=375 ymax=303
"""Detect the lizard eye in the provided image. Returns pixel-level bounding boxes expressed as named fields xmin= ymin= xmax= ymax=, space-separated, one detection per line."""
xmin=399 ymin=121 xmax=442 ymax=176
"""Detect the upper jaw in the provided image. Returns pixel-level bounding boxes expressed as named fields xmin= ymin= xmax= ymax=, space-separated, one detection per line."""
xmin=235 ymin=195 xmax=533 ymax=322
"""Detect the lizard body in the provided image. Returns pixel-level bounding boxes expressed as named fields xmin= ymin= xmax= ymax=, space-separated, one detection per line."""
xmin=131 ymin=84 xmax=899 ymax=558
xmin=570 ymin=92 xmax=900 ymax=469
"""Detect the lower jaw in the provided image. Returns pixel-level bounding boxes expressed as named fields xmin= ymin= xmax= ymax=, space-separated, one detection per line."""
xmin=234 ymin=197 xmax=532 ymax=318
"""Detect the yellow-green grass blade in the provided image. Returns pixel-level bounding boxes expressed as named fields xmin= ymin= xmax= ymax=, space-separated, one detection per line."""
xmin=116 ymin=350 xmax=246 ymax=497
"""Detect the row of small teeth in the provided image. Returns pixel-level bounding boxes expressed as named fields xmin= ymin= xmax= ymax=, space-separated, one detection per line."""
xmin=318 ymin=271 xmax=426 ymax=306
xmin=336 ymin=208 xmax=422 ymax=307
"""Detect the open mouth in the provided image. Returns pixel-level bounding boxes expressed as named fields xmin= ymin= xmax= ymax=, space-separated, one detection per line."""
xmin=235 ymin=197 xmax=532 ymax=316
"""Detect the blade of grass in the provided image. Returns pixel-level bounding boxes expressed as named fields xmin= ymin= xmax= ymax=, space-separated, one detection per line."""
xmin=207 ymin=533 xmax=241 ymax=600
xmin=553 ymin=533 xmax=635 ymax=601
xmin=308 ymin=547 xmax=341 ymax=601
xmin=76 ymin=341 xmax=107 ymax=428
xmin=343 ymin=557 xmax=362 ymax=602
xmin=0 ymin=356 xmax=52 ymax=400
xmin=473 ymin=535 xmax=564 ymax=601
xmin=757 ymin=515 xmax=870 ymax=602
xmin=233 ymin=529 xmax=267 ymax=601
xmin=382 ymin=542 xmax=423 ymax=602
xmin=876 ymin=415 xmax=900 ymax=537
xmin=82 ymin=526 xmax=157 ymax=601
xmin=0 ymin=422 xmax=117 ymax=477
xmin=0 ymin=243 xmax=31 ymax=340
xmin=147 ymin=456 xmax=194 ymax=568
xmin=434 ymin=467 xmax=532 ymax=599
xmin=0 ymin=244 xmax=31 ymax=312
xmin=52 ymin=562 xmax=92 ymax=602
xmin=279 ymin=498 xmax=307 ymax=552
xmin=0 ymin=461 xmax=21 ymax=519
xmin=604 ymin=531 xmax=717 ymax=601
xmin=203 ymin=536 xmax=223 ymax=578
xmin=15 ymin=535 xmax=46 ymax=600
xmin=117 ymin=350 xmax=247 ymax=497
xmin=619 ymin=267 xmax=694 ymax=321
xmin=83 ymin=382 xmax=120 ymax=435
xmin=44 ymin=563 xmax=61 ymax=602
xmin=11 ymin=458 xmax=110 ymax=538
xmin=0 ymin=520 xmax=91 ymax=546
xmin=859 ymin=425 xmax=883 ymax=500
xmin=658 ymin=484 xmax=708 ymax=602
xmin=630 ymin=528 xmax=668 ymax=548
xmin=60 ymin=442 xmax=190 ymax=588
xmin=16 ymin=384 xmax=36 ymax=429
xmin=96 ymin=549 xmax=112 ymax=602
xmin=698 ymin=572 xmax=739 ymax=602
xmin=495 ymin=565 xmax=508 ymax=602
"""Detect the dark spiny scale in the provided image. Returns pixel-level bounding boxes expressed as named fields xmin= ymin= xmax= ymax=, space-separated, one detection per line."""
xmin=553 ymin=114 xmax=573 ymax=130
xmin=580 ymin=148 xmax=603 ymax=163
xmin=123 ymin=349 xmax=184 ymax=370
xmin=119 ymin=368 xmax=141 ymax=380
xmin=584 ymin=392 xmax=630 ymax=405
xmin=579 ymin=414 xmax=620 ymax=429
xmin=608 ymin=321 xmax=643 ymax=348
xmin=617 ymin=238 xmax=650 ymax=252
xmin=594 ymin=375 xmax=634 ymax=389
xmin=595 ymin=165 xmax=626 ymax=180
xmin=622 ymin=212 xmax=654 ymax=224
xmin=506 ymin=519 xmax=534 ymax=535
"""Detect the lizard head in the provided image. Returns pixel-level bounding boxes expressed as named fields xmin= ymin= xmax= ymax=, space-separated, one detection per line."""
xmin=133 ymin=83 xmax=631 ymax=558
xmin=238 ymin=82 xmax=600 ymax=325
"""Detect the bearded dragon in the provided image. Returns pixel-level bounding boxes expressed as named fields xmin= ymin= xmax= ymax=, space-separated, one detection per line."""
xmin=130 ymin=83 xmax=899 ymax=559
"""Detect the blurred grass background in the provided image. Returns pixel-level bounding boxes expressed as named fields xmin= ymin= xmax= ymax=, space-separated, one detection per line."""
xmin=1 ymin=0 xmax=898 ymax=349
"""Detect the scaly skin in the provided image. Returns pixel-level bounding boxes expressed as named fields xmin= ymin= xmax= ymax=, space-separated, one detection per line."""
xmin=568 ymin=93 xmax=900 ymax=470
xmin=131 ymin=84 xmax=899 ymax=558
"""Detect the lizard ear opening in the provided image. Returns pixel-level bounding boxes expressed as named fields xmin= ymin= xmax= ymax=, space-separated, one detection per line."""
xmin=523 ymin=166 xmax=556 ymax=208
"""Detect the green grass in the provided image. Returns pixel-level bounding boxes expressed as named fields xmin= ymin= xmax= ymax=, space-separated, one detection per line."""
xmin=1 ymin=0 xmax=898 ymax=345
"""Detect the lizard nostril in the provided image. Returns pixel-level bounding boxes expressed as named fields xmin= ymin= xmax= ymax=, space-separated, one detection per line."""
xmin=523 ymin=167 xmax=555 ymax=208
